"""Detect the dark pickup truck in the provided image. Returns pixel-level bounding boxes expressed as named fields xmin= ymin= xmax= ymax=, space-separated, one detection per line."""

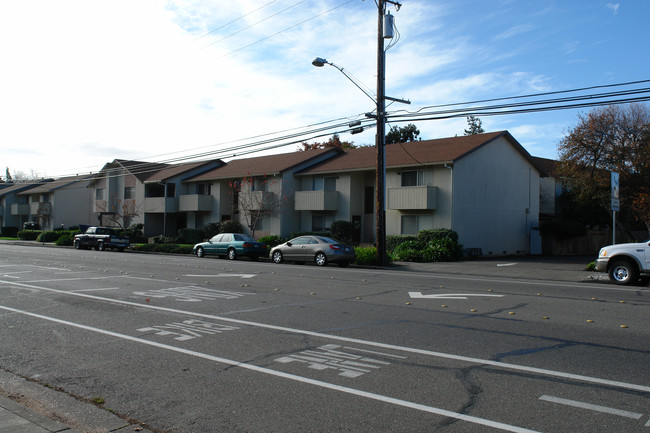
xmin=73 ymin=226 xmax=130 ymax=251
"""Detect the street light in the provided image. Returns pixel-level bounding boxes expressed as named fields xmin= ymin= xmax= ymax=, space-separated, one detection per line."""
xmin=312 ymin=0 xmax=404 ymax=266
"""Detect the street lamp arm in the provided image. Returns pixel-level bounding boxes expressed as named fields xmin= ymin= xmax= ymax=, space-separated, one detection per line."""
xmin=312 ymin=57 xmax=377 ymax=104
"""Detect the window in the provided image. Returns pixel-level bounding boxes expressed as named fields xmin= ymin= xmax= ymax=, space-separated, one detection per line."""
xmin=364 ymin=186 xmax=374 ymax=214
xmin=197 ymin=183 xmax=211 ymax=195
xmin=401 ymin=171 xmax=418 ymax=187
xmin=312 ymin=214 xmax=333 ymax=231
xmin=251 ymin=178 xmax=266 ymax=192
xmin=401 ymin=169 xmax=433 ymax=186
xmin=401 ymin=215 xmax=434 ymax=234
xmin=124 ymin=187 xmax=134 ymax=199
xmin=95 ymin=188 xmax=105 ymax=200
xmin=313 ymin=176 xmax=336 ymax=191
xmin=166 ymin=183 xmax=176 ymax=198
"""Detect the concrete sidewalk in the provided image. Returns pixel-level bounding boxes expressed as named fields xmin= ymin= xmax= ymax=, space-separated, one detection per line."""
xmin=0 ymin=370 xmax=155 ymax=433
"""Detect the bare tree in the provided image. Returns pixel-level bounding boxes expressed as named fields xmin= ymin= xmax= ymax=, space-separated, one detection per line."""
xmin=95 ymin=193 xmax=142 ymax=230
xmin=231 ymin=175 xmax=286 ymax=238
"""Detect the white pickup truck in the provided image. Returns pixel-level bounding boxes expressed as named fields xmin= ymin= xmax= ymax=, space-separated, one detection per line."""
xmin=596 ymin=240 xmax=650 ymax=285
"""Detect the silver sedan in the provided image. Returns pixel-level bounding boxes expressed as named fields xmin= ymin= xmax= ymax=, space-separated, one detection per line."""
xmin=269 ymin=235 xmax=355 ymax=267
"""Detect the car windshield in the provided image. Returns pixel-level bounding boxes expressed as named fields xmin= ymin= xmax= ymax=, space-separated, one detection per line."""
xmin=234 ymin=234 xmax=255 ymax=242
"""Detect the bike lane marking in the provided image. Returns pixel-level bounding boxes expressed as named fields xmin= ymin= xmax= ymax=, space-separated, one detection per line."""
xmin=1 ymin=278 xmax=649 ymax=394
xmin=0 ymin=303 xmax=541 ymax=433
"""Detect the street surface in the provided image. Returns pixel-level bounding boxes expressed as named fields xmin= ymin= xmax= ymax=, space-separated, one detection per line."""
xmin=0 ymin=244 xmax=648 ymax=432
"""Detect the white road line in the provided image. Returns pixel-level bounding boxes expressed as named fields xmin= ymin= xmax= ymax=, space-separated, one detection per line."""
xmin=539 ymin=395 xmax=643 ymax=419
xmin=497 ymin=263 xmax=518 ymax=267
xmin=183 ymin=274 xmax=256 ymax=278
xmin=0 ymin=304 xmax=542 ymax=433
xmin=72 ymin=287 xmax=121 ymax=292
xmin=1 ymin=279 xmax=649 ymax=394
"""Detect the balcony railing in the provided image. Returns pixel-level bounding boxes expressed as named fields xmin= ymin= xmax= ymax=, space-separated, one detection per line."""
xmin=294 ymin=190 xmax=339 ymax=211
xmin=387 ymin=185 xmax=437 ymax=210
xmin=144 ymin=197 xmax=179 ymax=213
xmin=10 ymin=203 xmax=30 ymax=215
xmin=239 ymin=191 xmax=276 ymax=211
xmin=179 ymin=194 xmax=214 ymax=212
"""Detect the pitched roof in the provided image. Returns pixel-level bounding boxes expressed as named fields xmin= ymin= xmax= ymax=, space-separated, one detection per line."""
xmin=142 ymin=159 xmax=224 ymax=183
xmin=89 ymin=160 xmax=171 ymax=186
xmin=17 ymin=175 xmax=91 ymax=195
xmin=186 ymin=148 xmax=341 ymax=181
xmin=531 ymin=156 xmax=558 ymax=177
xmin=297 ymin=131 xmax=542 ymax=174
xmin=0 ymin=181 xmax=49 ymax=196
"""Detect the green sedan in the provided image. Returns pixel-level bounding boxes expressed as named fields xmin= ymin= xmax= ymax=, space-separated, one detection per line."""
xmin=193 ymin=233 xmax=267 ymax=261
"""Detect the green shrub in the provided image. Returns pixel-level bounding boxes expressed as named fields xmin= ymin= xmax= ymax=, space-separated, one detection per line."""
xmin=585 ymin=261 xmax=596 ymax=271
xmin=169 ymin=245 xmax=194 ymax=254
xmin=386 ymin=235 xmax=417 ymax=253
xmin=258 ymin=235 xmax=286 ymax=248
xmin=392 ymin=240 xmax=424 ymax=262
xmin=220 ymin=220 xmax=243 ymax=233
xmin=417 ymin=228 xmax=458 ymax=243
xmin=36 ymin=231 xmax=62 ymax=243
xmin=1 ymin=226 xmax=19 ymax=237
xmin=55 ymin=234 xmax=74 ymax=246
xmin=422 ymin=237 xmax=463 ymax=262
xmin=176 ymin=228 xmax=205 ymax=244
xmin=17 ymin=230 xmax=41 ymax=240
xmin=330 ymin=220 xmax=355 ymax=243
xmin=354 ymin=246 xmax=378 ymax=266
xmin=126 ymin=223 xmax=146 ymax=243
xmin=203 ymin=222 xmax=221 ymax=239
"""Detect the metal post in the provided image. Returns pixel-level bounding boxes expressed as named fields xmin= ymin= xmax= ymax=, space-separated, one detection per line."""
xmin=376 ymin=0 xmax=387 ymax=266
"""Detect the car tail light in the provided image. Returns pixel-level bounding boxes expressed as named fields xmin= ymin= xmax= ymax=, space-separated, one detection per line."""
xmin=329 ymin=245 xmax=341 ymax=250
xmin=243 ymin=243 xmax=253 ymax=247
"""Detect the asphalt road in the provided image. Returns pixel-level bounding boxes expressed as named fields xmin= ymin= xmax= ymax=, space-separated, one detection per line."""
xmin=0 ymin=244 xmax=648 ymax=432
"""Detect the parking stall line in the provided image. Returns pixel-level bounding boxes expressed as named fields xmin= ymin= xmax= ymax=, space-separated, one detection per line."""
xmin=1 ymin=278 xmax=649 ymax=394
xmin=0 ymin=303 xmax=542 ymax=433
xmin=539 ymin=395 xmax=643 ymax=420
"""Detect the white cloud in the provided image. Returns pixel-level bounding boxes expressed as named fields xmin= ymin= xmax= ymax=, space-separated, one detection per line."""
xmin=606 ymin=3 xmax=620 ymax=15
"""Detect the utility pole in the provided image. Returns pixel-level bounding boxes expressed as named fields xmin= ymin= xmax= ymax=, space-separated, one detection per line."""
xmin=375 ymin=0 xmax=387 ymax=266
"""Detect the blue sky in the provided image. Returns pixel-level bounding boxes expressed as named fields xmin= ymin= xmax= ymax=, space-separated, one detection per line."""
xmin=1 ymin=0 xmax=647 ymax=178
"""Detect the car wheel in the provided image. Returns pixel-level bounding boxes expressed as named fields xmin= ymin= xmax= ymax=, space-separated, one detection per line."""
xmin=227 ymin=248 xmax=237 ymax=260
xmin=315 ymin=252 xmax=328 ymax=266
xmin=74 ymin=240 xmax=80 ymax=250
xmin=608 ymin=260 xmax=638 ymax=285
xmin=97 ymin=242 xmax=105 ymax=251
xmin=196 ymin=247 xmax=205 ymax=258
xmin=272 ymin=251 xmax=283 ymax=264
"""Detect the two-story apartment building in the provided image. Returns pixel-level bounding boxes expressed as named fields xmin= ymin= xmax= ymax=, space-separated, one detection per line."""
xmin=15 ymin=175 xmax=93 ymax=230
xmin=184 ymin=148 xmax=343 ymax=238
xmin=0 ymin=181 xmax=48 ymax=229
xmin=83 ymin=131 xmax=545 ymax=255
xmin=295 ymin=131 xmax=543 ymax=255
xmin=89 ymin=159 xmax=223 ymax=236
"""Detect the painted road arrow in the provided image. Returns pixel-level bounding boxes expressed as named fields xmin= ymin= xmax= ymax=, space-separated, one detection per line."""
xmin=409 ymin=292 xmax=504 ymax=300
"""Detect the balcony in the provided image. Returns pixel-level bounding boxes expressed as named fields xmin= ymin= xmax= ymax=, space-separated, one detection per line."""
xmin=387 ymin=185 xmax=437 ymax=210
xmin=294 ymin=190 xmax=339 ymax=211
xmin=144 ymin=197 xmax=179 ymax=213
xmin=30 ymin=202 xmax=52 ymax=216
xmin=239 ymin=191 xmax=276 ymax=211
xmin=10 ymin=203 xmax=29 ymax=215
xmin=179 ymin=194 xmax=214 ymax=212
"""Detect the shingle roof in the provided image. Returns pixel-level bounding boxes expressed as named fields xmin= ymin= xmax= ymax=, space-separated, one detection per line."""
xmin=142 ymin=159 xmax=224 ymax=182
xmin=186 ymin=148 xmax=340 ymax=181
xmin=297 ymin=131 xmax=542 ymax=174
xmin=0 ymin=181 xmax=48 ymax=196
xmin=16 ymin=175 xmax=91 ymax=195
xmin=531 ymin=156 xmax=558 ymax=177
